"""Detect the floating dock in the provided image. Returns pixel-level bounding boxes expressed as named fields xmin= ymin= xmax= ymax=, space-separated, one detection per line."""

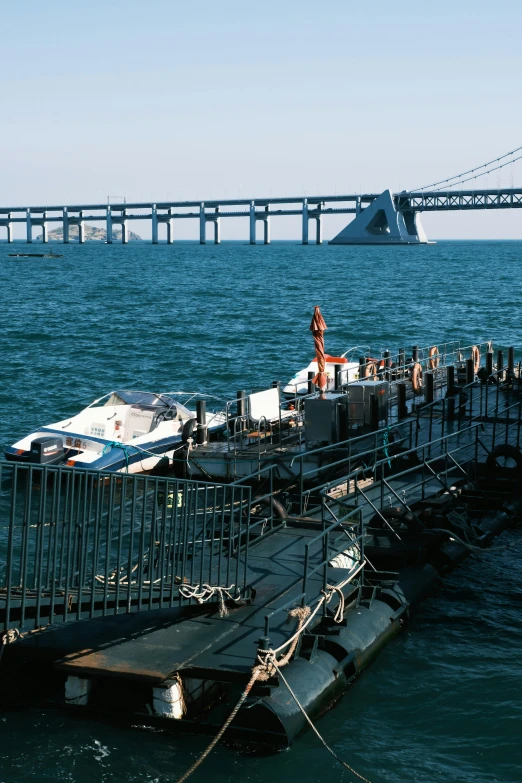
xmin=1 ymin=340 xmax=521 ymax=751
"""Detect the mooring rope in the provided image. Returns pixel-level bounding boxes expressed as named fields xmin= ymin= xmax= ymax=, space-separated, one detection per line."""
xmin=272 ymin=660 xmax=373 ymax=783
xmin=174 ymin=583 xmax=366 ymax=783
xmin=178 ymin=583 xmax=237 ymax=617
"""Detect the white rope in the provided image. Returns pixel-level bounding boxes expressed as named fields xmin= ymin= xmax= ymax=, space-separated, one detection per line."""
xmin=178 ymin=583 xmax=236 ymax=617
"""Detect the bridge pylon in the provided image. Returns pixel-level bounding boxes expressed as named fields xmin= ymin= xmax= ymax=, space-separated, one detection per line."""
xmin=329 ymin=189 xmax=429 ymax=245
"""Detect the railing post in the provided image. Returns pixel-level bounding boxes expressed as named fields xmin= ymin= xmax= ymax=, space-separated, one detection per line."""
xmin=196 ymin=400 xmax=207 ymax=445
xmin=425 ymin=371 xmax=434 ymax=404
xmin=397 ymin=383 xmax=407 ymax=420
xmin=497 ymin=349 xmax=504 ymax=383
xmin=399 ymin=348 xmax=406 ymax=379
xmin=384 ymin=350 xmax=391 ymax=381
xmin=466 ymin=357 xmax=474 ymax=385
xmin=308 ymin=370 xmax=314 ymax=394
xmin=335 ymin=364 xmax=342 ymax=390
xmin=486 ymin=351 xmax=493 ymax=378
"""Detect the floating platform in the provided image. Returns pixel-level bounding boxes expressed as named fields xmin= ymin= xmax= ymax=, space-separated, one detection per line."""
xmin=1 ymin=340 xmax=521 ymax=751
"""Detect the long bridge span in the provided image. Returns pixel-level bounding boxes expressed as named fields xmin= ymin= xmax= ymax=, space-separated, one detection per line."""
xmin=2 ymin=147 xmax=522 ymax=245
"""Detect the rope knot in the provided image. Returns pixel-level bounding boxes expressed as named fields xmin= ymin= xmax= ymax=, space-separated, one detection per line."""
xmin=178 ymin=582 xmax=236 ymax=617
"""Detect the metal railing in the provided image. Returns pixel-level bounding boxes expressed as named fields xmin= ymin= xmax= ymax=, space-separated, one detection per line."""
xmin=0 ymin=462 xmax=253 ymax=632
xmin=263 ymin=501 xmax=366 ymax=639
xmin=320 ymin=399 xmax=522 ymax=531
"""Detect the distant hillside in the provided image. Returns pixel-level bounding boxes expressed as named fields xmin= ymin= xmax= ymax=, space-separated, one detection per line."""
xmin=36 ymin=224 xmax=142 ymax=241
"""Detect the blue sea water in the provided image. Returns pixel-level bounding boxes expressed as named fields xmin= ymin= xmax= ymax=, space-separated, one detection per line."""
xmin=0 ymin=239 xmax=521 ymax=783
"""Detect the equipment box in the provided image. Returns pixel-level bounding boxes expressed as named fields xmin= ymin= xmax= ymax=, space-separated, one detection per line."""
xmin=305 ymin=392 xmax=349 ymax=444
xmin=347 ymin=380 xmax=389 ymax=429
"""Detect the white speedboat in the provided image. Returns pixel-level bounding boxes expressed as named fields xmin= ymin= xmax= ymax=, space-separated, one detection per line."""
xmin=283 ymin=348 xmax=367 ymax=396
xmin=5 ymin=390 xmax=226 ymax=474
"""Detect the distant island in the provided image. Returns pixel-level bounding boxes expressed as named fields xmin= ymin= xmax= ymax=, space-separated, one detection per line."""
xmin=36 ymin=224 xmax=142 ymax=241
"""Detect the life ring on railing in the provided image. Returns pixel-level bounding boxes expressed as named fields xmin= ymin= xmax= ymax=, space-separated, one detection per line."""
xmin=471 ymin=345 xmax=480 ymax=375
xmin=411 ymin=362 xmax=423 ymax=395
xmin=365 ymin=361 xmax=377 ymax=378
xmin=428 ymin=346 xmax=440 ymax=369
xmin=364 ymin=358 xmax=384 ymax=378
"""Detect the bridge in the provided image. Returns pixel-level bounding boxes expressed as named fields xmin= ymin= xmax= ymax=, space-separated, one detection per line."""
xmin=1 ymin=147 xmax=521 ymax=245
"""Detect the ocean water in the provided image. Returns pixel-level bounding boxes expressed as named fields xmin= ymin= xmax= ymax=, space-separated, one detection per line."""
xmin=0 ymin=239 xmax=521 ymax=783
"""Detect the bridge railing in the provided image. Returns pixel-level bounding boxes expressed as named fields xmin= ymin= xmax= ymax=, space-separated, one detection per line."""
xmin=0 ymin=463 xmax=253 ymax=632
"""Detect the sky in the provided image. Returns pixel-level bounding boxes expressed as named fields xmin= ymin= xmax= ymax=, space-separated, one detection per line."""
xmin=1 ymin=0 xmax=521 ymax=240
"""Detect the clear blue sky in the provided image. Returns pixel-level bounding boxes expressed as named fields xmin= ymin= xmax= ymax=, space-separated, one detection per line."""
xmin=1 ymin=0 xmax=521 ymax=239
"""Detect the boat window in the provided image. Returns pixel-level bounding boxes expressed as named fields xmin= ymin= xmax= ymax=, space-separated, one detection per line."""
xmin=115 ymin=391 xmax=175 ymax=407
xmin=89 ymin=393 xmax=127 ymax=408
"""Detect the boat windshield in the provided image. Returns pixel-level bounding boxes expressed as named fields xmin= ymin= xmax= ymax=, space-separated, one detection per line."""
xmin=88 ymin=390 xmax=192 ymax=417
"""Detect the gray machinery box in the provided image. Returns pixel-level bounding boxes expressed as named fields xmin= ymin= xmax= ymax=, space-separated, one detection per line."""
xmin=348 ymin=380 xmax=389 ymax=428
xmin=305 ymin=392 xmax=349 ymax=444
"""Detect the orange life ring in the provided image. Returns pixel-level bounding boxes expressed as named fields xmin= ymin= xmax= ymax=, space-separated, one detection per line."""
xmin=428 ymin=346 xmax=439 ymax=369
xmin=471 ymin=345 xmax=480 ymax=375
xmin=365 ymin=361 xmax=377 ymax=378
xmin=411 ymin=362 xmax=423 ymax=395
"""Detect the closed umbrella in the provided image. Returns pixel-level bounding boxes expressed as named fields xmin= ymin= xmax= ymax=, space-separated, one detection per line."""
xmin=310 ymin=305 xmax=328 ymax=392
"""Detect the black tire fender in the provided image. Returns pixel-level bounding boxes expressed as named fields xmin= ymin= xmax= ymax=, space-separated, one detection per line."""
xmin=181 ymin=417 xmax=197 ymax=443
xmin=252 ymin=496 xmax=287 ymax=520
xmin=486 ymin=444 xmax=522 ymax=471
xmin=369 ymin=506 xmax=423 ymax=532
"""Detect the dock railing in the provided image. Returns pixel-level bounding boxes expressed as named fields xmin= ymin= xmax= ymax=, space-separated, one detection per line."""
xmin=319 ymin=398 xmax=522 ymax=531
xmin=262 ymin=501 xmax=366 ymax=639
xmin=0 ymin=463 xmax=255 ymax=632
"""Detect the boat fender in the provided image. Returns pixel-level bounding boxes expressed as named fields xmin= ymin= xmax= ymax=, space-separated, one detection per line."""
xmin=369 ymin=506 xmax=423 ymax=532
xmin=485 ymin=444 xmax=522 ymax=472
xmin=181 ymin=418 xmax=197 ymax=444
xmin=411 ymin=362 xmax=423 ymax=395
xmin=428 ymin=346 xmax=439 ymax=369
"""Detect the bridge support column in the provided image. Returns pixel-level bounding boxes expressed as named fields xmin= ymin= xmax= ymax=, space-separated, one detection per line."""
xmin=121 ymin=218 xmax=128 ymax=244
xmin=41 ymin=212 xmax=48 ymax=243
xmin=63 ymin=208 xmax=69 ymax=244
xmin=7 ymin=214 xmax=13 ymax=243
xmin=26 ymin=209 xmax=32 ymax=243
xmin=167 ymin=209 xmax=174 ymax=244
xmin=78 ymin=212 xmax=85 ymax=243
xmin=316 ymin=215 xmax=322 ymax=245
xmin=302 ymin=199 xmax=309 ymax=244
xmin=249 ymin=201 xmax=256 ymax=244
xmin=214 ymin=217 xmax=220 ymax=244
xmin=264 ymin=206 xmax=270 ymax=244
xmin=151 ymin=205 xmax=158 ymax=244
xmin=106 ymin=207 xmax=112 ymax=244
xmin=199 ymin=203 xmax=206 ymax=244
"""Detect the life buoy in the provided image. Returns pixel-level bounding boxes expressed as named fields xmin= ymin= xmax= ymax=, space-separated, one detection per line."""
xmin=411 ymin=362 xmax=423 ymax=394
xmin=364 ymin=361 xmax=377 ymax=378
xmin=428 ymin=346 xmax=439 ymax=369
xmin=471 ymin=345 xmax=480 ymax=375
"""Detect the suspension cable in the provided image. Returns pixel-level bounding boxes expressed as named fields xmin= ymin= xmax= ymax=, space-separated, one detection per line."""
xmin=426 ymin=152 xmax=522 ymax=193
xmin=410 ymin=144 xmax=522 ymax=192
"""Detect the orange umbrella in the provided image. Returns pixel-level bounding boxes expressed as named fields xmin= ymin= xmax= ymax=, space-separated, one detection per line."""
xmin=310 ymin=305 xmax=328 ymax=392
